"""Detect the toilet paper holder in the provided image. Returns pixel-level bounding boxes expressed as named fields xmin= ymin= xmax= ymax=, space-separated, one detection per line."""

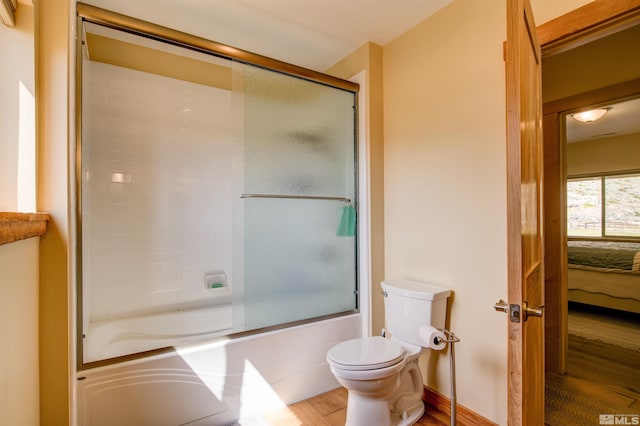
xmin=438 ymin=328 xmax=460 ymax=426
xmin=434 ymin=328 xmax=460 ymax=345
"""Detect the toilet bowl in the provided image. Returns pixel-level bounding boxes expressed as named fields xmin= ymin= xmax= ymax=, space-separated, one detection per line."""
xmin=327 ymin=336 xmax=425 ymax=426
xmin=326 ymin=279 xmax=451 ymax=426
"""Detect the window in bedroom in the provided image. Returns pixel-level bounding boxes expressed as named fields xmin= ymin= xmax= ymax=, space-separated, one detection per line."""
xmin=568 ymin=173 xmax=640 ymax=238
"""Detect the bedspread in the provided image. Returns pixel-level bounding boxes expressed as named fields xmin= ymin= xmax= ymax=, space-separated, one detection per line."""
xmin=568 ymin=240 xmax=640 ymax=271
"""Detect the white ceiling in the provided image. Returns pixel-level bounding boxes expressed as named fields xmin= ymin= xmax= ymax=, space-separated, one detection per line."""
xmin=85 ymin=0 xmax=452 ymax=71
xmin=566 ymin=97 xmax=640 ymax=143
xmin=234 ymin=0 xmax=452 ymax=51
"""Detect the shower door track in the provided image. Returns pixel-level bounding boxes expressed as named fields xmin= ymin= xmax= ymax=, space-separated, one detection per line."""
xmin=76 ymin=2 xmax=359 ymax=93
xmin=241 ymin=194 xmax=351 ymax=203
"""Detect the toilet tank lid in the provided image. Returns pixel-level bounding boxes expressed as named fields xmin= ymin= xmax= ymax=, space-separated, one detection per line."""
xmin=381 ymin=279 xmax=451 ymax=301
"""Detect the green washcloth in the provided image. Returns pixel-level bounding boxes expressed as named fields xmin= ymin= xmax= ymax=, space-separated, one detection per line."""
xmin=337 ymin=205 xmax=356 ymax=237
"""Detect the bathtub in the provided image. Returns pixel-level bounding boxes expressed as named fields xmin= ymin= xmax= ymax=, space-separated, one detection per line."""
xmin=83 ymin=291 xmax=233 ymax=363
xmin=77 ymin=313 xmax=361 ymax=425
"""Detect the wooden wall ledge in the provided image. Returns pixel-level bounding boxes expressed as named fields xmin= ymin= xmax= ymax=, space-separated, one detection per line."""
xmin=0 ymin=212 xmax=50 ymax=245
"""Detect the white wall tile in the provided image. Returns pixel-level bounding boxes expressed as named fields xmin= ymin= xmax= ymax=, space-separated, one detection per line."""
xmin=83 ymin=61 xmax=234 ymax=321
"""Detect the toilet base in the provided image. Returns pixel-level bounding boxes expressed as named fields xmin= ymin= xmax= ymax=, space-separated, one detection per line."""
xmin=390 ymin=399 xmax=425 ymax=426
xmin=344 ymin=391 xmax=425 ymax=426
xmin=345 ymin=392 xmax=392 ymax=426
xmin=390 ymin=357 xmax=426 ymax=426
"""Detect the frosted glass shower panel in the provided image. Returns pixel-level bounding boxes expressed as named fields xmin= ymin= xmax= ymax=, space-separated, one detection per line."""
xmin=235 ymin=63 xmax=357 ymax=330
xmin=239 ymin=64 xmax=356 ymax=197
xmin=244 ymin=198 xmax=357 ymax=329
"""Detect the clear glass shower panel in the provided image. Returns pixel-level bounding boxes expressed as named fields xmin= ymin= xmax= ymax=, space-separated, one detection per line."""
xmin=234 ymin=63 xmax=357 ymax=330
xmin=80 ymin=23 xmax=235 ymax=363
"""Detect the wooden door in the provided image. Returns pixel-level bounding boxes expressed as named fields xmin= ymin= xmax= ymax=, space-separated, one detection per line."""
xmin=505 ymin=0 xmax=544 ymax=424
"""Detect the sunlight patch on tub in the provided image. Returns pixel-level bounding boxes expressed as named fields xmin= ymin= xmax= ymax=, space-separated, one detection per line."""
xmin=175 ymin=344 xmax=287 ymax=421
xmin=239 ymin=359 xmax=286 ymax=418
xmin=176 ymin=343 xmax=229 ymax=402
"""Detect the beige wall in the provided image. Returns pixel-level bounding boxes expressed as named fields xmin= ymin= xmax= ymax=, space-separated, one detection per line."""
xmin=0 ymin=4 xmax=40 ymax=425
xmin=0 ymin=4 xmax=34 ymax=211
xmin=532 ymin=0 xmax=596 ymax=25
xmin=383 ymin=1 xmax=508 ymax=420
xmin=568 ymin=133 xmax=640 ymax=176
xmin=327 ymin=42 xmax=385 ymax=335
xmin=35 ymin=0 xmax=72 ymax=424
xmin=0 ymin=237 xmax=40 ymax=426
xmin=382 ymin=0 xmax=591 ymax=422
xmin=543 ymin=23 xmax=640 ymax=103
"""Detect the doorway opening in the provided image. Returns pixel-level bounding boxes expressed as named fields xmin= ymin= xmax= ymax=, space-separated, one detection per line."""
xmin=540 ymin=9 xmax=640 ymax=424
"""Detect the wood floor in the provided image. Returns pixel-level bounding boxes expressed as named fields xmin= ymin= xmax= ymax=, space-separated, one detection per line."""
xmin=545 ymin=306 xmax=640 ymax=425
xmin=261 ymin=387 xmax=452 ymax=426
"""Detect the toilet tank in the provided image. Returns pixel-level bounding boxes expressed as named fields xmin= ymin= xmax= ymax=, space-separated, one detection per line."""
xmin=381 ymin=279 xmax=451 ymax=346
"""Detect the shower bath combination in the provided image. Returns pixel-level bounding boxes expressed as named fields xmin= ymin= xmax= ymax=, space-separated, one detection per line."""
xmin=71 ymin=3 xmax=364 ymax=426
xmin=76 ymin=5 xmax=359 ymax=366
xmin=74 ymin=4 xmax=363 ymax=424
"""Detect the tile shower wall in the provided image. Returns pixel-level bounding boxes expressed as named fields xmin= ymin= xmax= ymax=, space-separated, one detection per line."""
xmin=83 ymin=61 xmax=233 ymax=322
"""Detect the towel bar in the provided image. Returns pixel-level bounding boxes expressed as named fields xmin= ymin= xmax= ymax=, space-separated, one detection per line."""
xmin=240 ymin=194 xmax=351 ymax=203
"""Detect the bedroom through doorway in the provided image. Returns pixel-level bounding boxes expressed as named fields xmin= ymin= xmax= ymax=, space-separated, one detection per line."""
xmin=541 ymin=17 xmax=640 ymax=424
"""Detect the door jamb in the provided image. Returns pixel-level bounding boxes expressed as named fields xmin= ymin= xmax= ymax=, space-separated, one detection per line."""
xmin=537 ymin=0 xmax=640 ymax=54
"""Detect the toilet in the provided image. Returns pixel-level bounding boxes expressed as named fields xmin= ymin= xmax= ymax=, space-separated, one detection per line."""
xmin=326 ymin=279 xmax=451 ymax=426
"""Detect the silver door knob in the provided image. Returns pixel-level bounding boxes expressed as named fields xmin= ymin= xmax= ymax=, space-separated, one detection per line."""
xmin=494 ymin=299 xmax=509 ymax=313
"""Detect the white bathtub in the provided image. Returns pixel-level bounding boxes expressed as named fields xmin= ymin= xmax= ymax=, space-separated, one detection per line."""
xmin=83 ymin=293 xmax=233 ymax=363
xmin=77 ymin=313 xmax=361 ymax=426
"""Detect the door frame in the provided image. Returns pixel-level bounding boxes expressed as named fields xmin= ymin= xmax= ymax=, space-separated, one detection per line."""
xmin=532 ymin=0 xmax=640 ymax=378
xmin=506 ymin=1 xmax=640 ymax=423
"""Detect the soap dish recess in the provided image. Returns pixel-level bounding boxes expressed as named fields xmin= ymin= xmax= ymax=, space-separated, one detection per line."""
xmin=204 ymin=272 xmax=226 ymax=290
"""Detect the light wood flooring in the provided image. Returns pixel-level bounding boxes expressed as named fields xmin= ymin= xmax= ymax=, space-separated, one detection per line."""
xmin=261 ymin=387 xmax=452 ymax=426
xmin=545 ymin=306 xmax=640 ymax=425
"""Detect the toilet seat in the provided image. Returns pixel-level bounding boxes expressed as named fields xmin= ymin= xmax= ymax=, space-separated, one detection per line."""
xmin=327 ymin=336 xmax=405 ymax=371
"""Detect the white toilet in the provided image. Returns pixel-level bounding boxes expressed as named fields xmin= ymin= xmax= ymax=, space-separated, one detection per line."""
xmin=326 ymin=279 xmax=451 ymax=426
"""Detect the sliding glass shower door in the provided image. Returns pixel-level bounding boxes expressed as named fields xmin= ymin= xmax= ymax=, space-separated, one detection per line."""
xmin=77 ymin=14 xmax=358 ymax=365
xmin=233 ymin=63 xmax=358 ymax=330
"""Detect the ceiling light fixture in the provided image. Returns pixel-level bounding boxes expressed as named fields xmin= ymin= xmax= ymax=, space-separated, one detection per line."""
xmin=572 ymin=108 xmax=608 ymax=123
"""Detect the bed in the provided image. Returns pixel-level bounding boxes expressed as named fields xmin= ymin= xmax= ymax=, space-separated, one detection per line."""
xmin=568 ymin=240 xmax=640 ymax=314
